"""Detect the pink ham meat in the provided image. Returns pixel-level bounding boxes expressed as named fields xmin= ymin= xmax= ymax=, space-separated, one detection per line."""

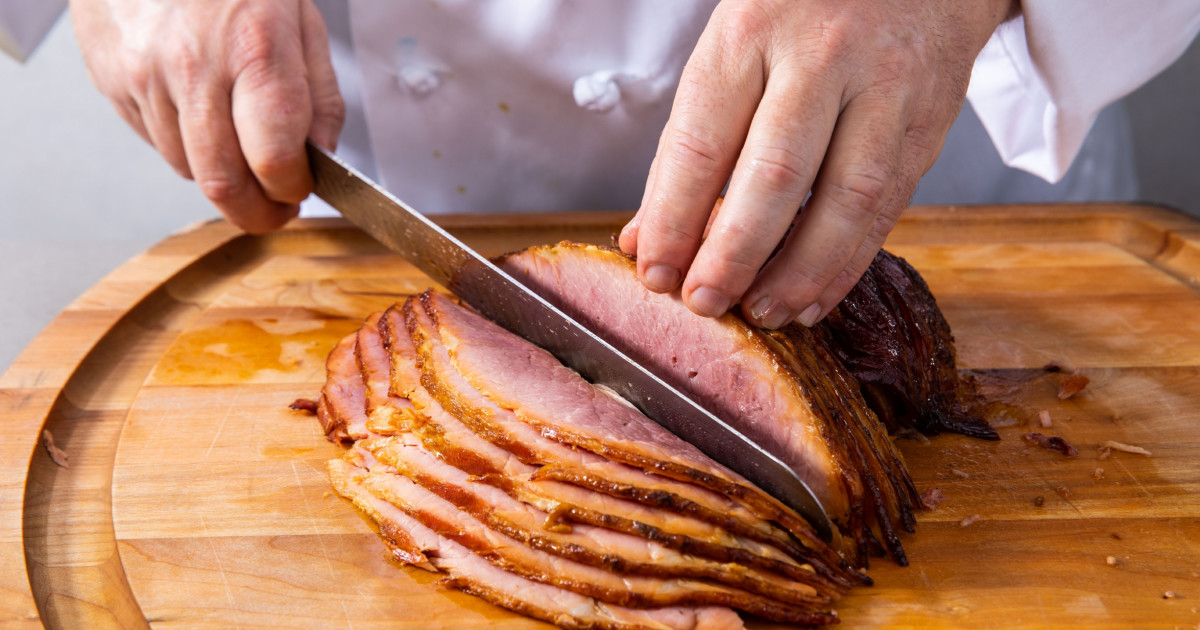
xmin=328 ymin=459 xmax=744 ymax=630
xmin=497 ymin=243 xmax=919 ymax=565
xmin=405 ymin=295 xmax=864 ymax=585
xmin=369 ymin=307 xmax=834 ymax=586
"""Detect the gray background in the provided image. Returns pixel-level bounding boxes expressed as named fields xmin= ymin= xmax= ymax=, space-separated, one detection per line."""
xmin=2 ymin=14 xmax=1199 ymax=374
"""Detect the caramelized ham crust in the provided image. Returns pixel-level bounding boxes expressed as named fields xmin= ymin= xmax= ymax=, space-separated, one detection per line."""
xmin=821 ymin=249 xmax=997 ymax=440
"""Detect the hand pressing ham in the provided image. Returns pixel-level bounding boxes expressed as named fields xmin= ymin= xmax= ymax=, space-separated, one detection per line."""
xmin=69 ymin=0 xmax=344 ymax=234
xmin=620 ymin=0 xmax=1016 ymax=328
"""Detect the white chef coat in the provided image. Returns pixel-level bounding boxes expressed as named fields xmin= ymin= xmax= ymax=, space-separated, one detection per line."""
xmin=8 ymin=1 xmax=1200 ymax=214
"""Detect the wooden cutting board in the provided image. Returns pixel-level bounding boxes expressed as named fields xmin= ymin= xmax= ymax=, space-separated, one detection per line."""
xmin=3 ymin=205 xmax=1199 ymax=629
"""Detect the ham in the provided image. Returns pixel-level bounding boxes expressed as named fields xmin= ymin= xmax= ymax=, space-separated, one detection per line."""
xmin=498 ymin=243 xmax=917 ymax=565
xmin=313 ymin=242 xmax=972 ymax=626
xmin=328 ymin=459 xmax=745 ymax=630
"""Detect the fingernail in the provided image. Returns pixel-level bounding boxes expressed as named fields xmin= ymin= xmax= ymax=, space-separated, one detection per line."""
xmin=642 ymin=264 xmax=680 ymax=292
xmin=750 ymin=296 xmax=792 ymax=330
xmin=795 ymin=303 xmax=822 ymax=327
xmin=688 ymin=286 xmax=733 ymax=317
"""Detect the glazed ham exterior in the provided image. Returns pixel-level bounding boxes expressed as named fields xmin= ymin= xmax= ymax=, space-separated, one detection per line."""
xmin=820 ymin=249 xmax=997 ymax=440
xmin=499 ymin=243 xmax=921 ymax=564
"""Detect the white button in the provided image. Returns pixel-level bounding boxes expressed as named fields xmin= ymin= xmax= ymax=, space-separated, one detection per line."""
xmin=573 ymin=70 xmax=627 ymax=113
xmin=398 ymin=64 xmax=442 ymax=96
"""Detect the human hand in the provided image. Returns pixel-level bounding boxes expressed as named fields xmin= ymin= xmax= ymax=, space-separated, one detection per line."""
xmin=619 ymin=0 xmax=1015 ymax=327
xmin=69 ymin=0 xmax=344 ymax=233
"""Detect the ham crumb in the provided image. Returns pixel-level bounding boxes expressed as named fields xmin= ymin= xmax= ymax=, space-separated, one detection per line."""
xmin=41 ymin=429 xmax=69 ymax=468
xmin=1038 ymin=410 xmax=1053 ymax=428
xmin=1056 ymin=373 xmax=1090 ymax=400
xmin=1106 ymin=556 xmax=1119 ymax=567
xmin=960 ymin=514 xmax=981 ymax=527
xmin=289 ymin=398 xmax=319 ymax=414
xmin=1099 ymin=440 xmax=1152 ymax=457
xmin=1022 ymin=432 xmax=1079 ymax=456
xmin=920 ymin=487 xmax=946 ymax=510
xmin=1055 ymin=485 xmax=1071 ymax=499
xmin=1092 ymin=467 xmax=1105 ymax=480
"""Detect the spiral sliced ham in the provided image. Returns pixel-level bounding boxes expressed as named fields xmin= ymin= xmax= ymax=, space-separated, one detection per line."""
xmin=315 ymin=241 xmax=975 ymax=626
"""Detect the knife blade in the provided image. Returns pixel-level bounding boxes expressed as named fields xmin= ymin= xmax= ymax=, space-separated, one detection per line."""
xmin=306 ymin=141 xmax=833 ymax=540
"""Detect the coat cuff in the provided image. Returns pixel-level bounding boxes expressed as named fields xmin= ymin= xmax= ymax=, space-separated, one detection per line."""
xmin=967 ymin=2 xmax=1200 ymax=183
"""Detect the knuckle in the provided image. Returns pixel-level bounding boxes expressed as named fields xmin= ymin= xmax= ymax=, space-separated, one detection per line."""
xmin=742 ymin=146 xmax=811 ymax=194
xmin=665 ymin=126 xmax=728 ymax=178
xmin=197 ymin=174 xmax=246 ymax=205
xmin=227 ymin=11 xmax=287 ymax=79
xmin=715 ymin=2 xmax=774 ymax=51
xmin=248 ymin=143 xmax=303 ymax=179
xmin=313 ymin=91 xmax=347 ymax=128
xmin=644 ymin=215 xmax=702 ymax=252
xmin=709 ymin=254 xmax=762 ymax=292
xmin=826 ymin=168 xmax=891 ymax=220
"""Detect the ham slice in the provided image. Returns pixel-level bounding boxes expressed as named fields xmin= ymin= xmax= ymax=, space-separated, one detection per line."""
xmin=498 ymin=243 xmax=919 ymax=565
xmin=328 ymin=459 xmax=745 ymax=630
xmin=316 ymin=333 xmax=368 ymax=442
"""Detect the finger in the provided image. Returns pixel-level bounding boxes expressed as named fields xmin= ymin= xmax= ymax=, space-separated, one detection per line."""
xmin=228 ymin=16 xmax=314 ymax=206
xmin=111 ymin=96 xmax=152 ymax=146
xmin=794 ymin=132 xmax=930 ymax=320
xmin=299 ymin=0 xmax=344 ymax=150
xmin=681 ymin=64 xmax=840 ymax=317
xmin=630 ymin=12 xmax=765 ymax=294
xmin=179 ymin=79 xmax=296 ymax=234
xmin=794 ymin=199 xmax=904 ymax=327
xmin=137 ymin=84 xmax=192 ymax=179
xmin=741 ymin=95 xmax=907 ymax=328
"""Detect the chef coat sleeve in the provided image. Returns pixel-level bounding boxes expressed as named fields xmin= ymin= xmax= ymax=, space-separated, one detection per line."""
xmin=0 ymin=1 xmax=67 ymax=62
xmin=966 ymin=1 xmax=1200 ymax=183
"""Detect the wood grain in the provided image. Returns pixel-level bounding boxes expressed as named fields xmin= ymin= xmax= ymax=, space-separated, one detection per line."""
xmin=3 ymin=205 xmax=1199 ymax=629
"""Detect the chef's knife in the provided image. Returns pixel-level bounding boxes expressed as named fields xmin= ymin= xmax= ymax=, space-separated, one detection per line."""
xmin=306 ymin=141 xmax=834 ymax=541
